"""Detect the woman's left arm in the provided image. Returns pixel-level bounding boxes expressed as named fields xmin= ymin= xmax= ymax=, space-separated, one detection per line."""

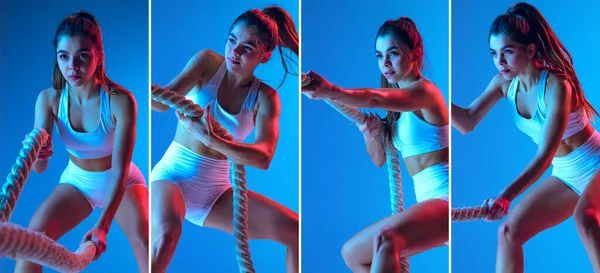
xmin=499 ymin=77 xmax=571 ymax=202
xmin=96 ymin=91 xmax=137 ymax=232
xmin=179 ymin=86 xmax=281 ymax=170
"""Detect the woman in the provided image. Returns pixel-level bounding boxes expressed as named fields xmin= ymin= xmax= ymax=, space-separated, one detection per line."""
xmin=15 ymin=11 xmax=149 ymax=273
xmin=302 ymin=17 xmax=449 ymax=273
xmin=452 ymin=3 xmax=600 ymax=272
xmin=150 ymin=6 xmax=299 ymax=273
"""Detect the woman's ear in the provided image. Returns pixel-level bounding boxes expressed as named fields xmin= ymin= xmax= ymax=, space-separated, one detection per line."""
xmin=527 ymin=43 xmax=537 ymax=59
xmin=261 ymin=51 xmax=273 ymax=63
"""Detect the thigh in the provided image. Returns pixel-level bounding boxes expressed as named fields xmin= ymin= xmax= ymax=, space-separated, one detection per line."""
xmin=28 ymin=183 xmax=93 ymax=239
xmin=343 ymin=198 xmax=449 ymax=265
xmin=151 ymin=180 xmax=186 ymax=232
xmin=501 ymin=176 xmax=579 ymax=242
xmin=204 ymin=189 xmax=298 ymax=244
xmin=576 ymin=168 xmax=600 ymax=213
xmin=115 ymin=185 xmax=149 ymax=241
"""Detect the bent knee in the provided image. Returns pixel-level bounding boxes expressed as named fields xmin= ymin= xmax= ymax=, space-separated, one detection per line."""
xmin=373 ymin=227 xmax=402 ymax=255
xmin=153 ymin=229 xmax=182 ymax=253
xmin=152 ymin=219 xmax=182 ymax=248
xmin=341 ymin=239 xmax=360 ymax=269
xmin=497 ymin=221 xmax=528 ymax=246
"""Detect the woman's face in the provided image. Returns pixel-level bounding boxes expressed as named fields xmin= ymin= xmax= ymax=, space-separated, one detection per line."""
xmin=225 ymin=23 xmax=270 ymax=73
xmin=56 ymin=35 xmax=100 ymax=87
xmin=489 ymin=34 xmax=531 ymax=80
xmin=375 ymin=35 xmax=415 ymax=84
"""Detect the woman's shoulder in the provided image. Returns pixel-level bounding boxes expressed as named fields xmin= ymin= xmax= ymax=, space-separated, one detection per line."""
xmin=546 ymin=69 xmax=570 ymax=86
xmin=254 ymin=81 xmax=281 ymax=112
xmin=487 ymin=73 xmax=513 ymax=97
xmin=38 ymin=87 xmax=61 ymax=109
xmin=544 ymin=69 xmax=572 ymax=98
xmin=175 ymin=49 xmax=224 ymax=88
xmin=39 ymin=87 xmax=60 ymax=98
xmin=409 ymin=77 xmax=443 ymax=97
xmin=195 ymin=48 xmax=223 ymax=63
xmin=191 ymin=49 xmax=224 ymax=77
xmin=106 ymin=83 xmax=136 ymax=113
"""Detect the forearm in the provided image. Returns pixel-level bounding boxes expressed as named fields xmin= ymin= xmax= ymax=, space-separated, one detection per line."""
xmin=364 ymin=134 xmax=385 ymax=167
xmin=95 ymin=173 xmax=127 ymax=232
xmin=151 ymin=99 xmax=170 ymax=112
xmin=329 ymin=87 xmax=377 ymax=109
xmin=209 ymin=138 xmax=272 ymax=170
xmin=451 ymin=103 xmax=473 ymax=134
xmin=502 ymin=153 xmax=553 ymax=200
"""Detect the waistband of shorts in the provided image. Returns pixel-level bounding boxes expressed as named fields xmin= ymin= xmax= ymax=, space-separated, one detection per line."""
xmin=65 ymin=160 xmax=140 ymax=178
xmin=412 ymin=162 xmax=449 ymax=182
xmin=552 ymin=131 xmax=600 ymax=166
xmin=162 ymin=141 xmax=230 ymax=168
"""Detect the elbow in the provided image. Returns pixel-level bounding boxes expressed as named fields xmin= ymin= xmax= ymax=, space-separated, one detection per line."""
xmin=370 ymin=151 xmax=386 ymax=167
xmin=463 ymin=115 xmax=476 ymax=134
xmin=536 ymin=150 xmax=556 ymax=169
xmin=529 ymin=148 xmax=557 ymax=175
xmin=454 ymin=109 xmax=476 ymax=134
xmin=110 ymin=172 xmax=128 ymax=189
xmin=32 ymin=166 xmax=45 ymax=174
xmin=32 ymin=161 xmax=47 ymax=174
xmin=256 ymin=151 xmax=274 ymax=170
xmin=456 ymin=118 xmax=475 ymax=134
xmin=458 ymin=126 xmax=473 ymax=135
xmin=375 ymin=159 xmax=385 ymax=168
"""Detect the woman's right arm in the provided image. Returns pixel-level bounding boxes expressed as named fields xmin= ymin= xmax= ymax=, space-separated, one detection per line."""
xmin=358 ymin=113 xmax=386 ymax=167
xmin=363 ymin=134 xmax=385 ymax=167
xmin=152 ymin=49 xmax=215 ymax=112
xmin=31 ymin=89 xmax=55 ymax=173
xmin=452 ymin=73 xmax=506 ymax=134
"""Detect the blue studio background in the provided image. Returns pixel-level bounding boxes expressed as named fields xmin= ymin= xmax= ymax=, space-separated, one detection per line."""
xmin=150 ymin=0 xmax=299 ymax=272
xmin=452 ymin=0 xmax=600 ymax=272
xmin=301 ymin=0 xmax=449 ymax=272
xmin=0 ymin=0 xmax=149 ymax=272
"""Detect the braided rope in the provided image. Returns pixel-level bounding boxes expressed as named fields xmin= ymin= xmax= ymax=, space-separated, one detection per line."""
xmin=451 ymin=200 xmax=492 ymax=222
xmin=1 ymin=128 xmax=48 ymax=221
xmin=0 ymin=223 xmax=96 ymax=273
xmin=0 ymin=128 xmax=96 ymax=272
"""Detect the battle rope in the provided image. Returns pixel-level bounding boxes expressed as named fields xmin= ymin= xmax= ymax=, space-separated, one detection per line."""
xmin=0 ymin=128 xmax=96 ymax=273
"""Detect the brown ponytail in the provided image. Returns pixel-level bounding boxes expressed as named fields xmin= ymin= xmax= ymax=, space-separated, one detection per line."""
xmin=263 ymin=6 xmax=299 ymax=88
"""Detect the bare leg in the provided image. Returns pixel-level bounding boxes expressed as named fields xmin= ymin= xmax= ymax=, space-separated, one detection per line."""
xmin=370 ymin=228 xmax=400 ymax=273
xmin=574 ymin=168 xmax=600 ymax=272
xmin=204 ymin=188 xmax=299 ymax=273
xmin=14 ymin=184 xmax=93 ymax=273
xmin=496 ymin=177 xmax=579 ymax=273
xmin=150 ymin=181 xmax=186 ymax=273
xmin=341 ymin=198 xmax=448 ymax=273
xmin=115 ymin=185 xmax=149 ymax=273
